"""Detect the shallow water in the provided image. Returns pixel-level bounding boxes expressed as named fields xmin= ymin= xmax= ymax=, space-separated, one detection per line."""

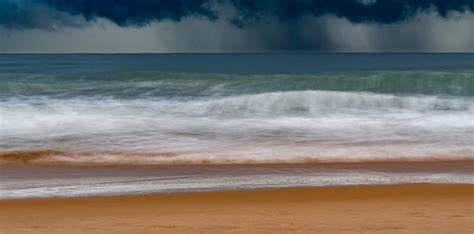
xmin=1 ymin=163 xmax=473 ymax=199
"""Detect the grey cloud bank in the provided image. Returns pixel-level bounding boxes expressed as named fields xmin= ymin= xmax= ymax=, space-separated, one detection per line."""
xmin=0 ymin=0 xmax=473 ymax=52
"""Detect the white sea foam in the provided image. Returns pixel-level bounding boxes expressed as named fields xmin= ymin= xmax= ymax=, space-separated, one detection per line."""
xmin=1 ymin=90 xmax=473 ymax=165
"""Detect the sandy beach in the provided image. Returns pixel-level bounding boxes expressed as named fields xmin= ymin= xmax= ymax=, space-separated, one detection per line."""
xmin=1 ymin=184 xmax=473 ymax=233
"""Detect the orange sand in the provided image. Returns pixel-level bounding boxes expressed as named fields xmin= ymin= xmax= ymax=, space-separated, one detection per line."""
xmin=1 ymin=184 xmax=473 ymax=233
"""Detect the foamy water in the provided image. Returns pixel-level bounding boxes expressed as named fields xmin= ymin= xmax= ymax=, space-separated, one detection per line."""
xmin=1 ymin=164 xmax=472 ymax=199
xmin=1 ymin=54 xmax=473 ymax=165
xmin=1 ymin=54 xmax=473 ymax=198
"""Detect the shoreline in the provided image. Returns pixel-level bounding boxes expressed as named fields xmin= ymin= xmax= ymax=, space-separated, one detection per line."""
xmin=1 ymin=184 xmax=473 ymax=233
xmin=2 ymin=158 xmax=473 ymax=169
xmin=2 ymin=150 xmax=474 ymax=167
xmin=0 ymin=182 xmax=472 ymax=201
xmin=1 ymin=160 xmax=473 ymax=199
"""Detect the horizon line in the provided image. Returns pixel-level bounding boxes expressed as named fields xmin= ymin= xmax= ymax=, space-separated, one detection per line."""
xmin=1 ymin=52 xmax=474 ymax=55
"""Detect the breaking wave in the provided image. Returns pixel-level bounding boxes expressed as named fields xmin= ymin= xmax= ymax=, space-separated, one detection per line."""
xmin=1 ymin=70 xmax=473 ymax=98
xmin=1 ymin=70 xmax=473 ymax=165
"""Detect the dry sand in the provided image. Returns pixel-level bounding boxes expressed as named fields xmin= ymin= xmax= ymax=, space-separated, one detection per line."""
xmin=1 ymin=184 xmax=473 ymax=234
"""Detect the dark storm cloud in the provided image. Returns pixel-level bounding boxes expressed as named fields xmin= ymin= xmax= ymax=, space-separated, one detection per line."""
xmin=0 ymin=0 xmax=218 ymax=29
xmin=1 ymin=0 xmax=473 ymax=52
xmin=1 ymin=0 xmax=473 ymax=30
xmin=0 ymin=0 xmax=84 ymax=29
xmin=43 ymin=0 xmax=218 ymax=26
xmin=228 ymin=0 xmax=474 ymax=27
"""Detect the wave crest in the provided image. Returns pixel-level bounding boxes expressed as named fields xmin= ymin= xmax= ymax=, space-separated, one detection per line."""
xmin=1 ymin=71 xmax=473 ymax=98
xmin=196 ymin=91 xmax=472 ymax=116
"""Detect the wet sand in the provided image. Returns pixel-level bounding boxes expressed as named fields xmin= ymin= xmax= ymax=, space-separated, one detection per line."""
xmin=1 ymin=184 xmax=473 ymax=233
xmin=1 ymin=161 xmax=473 ymax=199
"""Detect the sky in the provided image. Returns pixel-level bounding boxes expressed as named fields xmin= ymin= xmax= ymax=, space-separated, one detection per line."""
xmin=0 ymin=0 xmax=473 ymax=53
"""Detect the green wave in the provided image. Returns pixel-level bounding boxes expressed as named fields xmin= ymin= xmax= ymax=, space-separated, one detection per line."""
xmin=1 ymin=70 xmax=473 ymax=98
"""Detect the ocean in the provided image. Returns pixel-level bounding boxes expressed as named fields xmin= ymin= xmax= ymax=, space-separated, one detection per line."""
xmin=1 ymin=53 xmax=473 ymax=198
